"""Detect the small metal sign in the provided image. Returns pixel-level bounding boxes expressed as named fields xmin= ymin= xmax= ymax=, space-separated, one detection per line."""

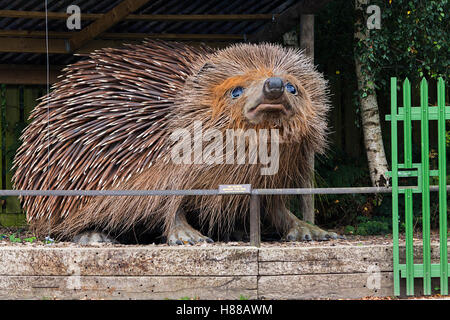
xmin=218 ymin=184 xmax=251 ymax=194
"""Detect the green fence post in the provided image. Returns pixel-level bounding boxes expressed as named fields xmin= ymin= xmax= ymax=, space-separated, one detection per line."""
xmin=391 ymin=77 xmax=400 ymax=296
xmin=420 ymin=78 xmax=431 ymax=295
xmin=403 ymin=78 xmax=414 ymax=295
xmin=437 ymin=77 xmax=448 ymax=295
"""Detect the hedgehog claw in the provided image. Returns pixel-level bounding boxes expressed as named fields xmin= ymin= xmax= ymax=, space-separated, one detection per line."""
xmin=284 ymin=220 xmax=341 ymax=242
xmin=279 ymin=206 xmax=342 ymax=242
xmin=167 ymin=209 xmax=213 ymax=245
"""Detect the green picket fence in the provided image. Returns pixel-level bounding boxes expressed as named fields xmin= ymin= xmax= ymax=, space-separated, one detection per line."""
xmin=387 ymin=77 xmax=448 ymax=296
xmin=0 ymin=84 xmax=44 ymax=227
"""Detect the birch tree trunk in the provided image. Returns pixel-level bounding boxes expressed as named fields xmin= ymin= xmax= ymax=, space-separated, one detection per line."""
xmin=354 ymin=0 xmax=389 ymax=187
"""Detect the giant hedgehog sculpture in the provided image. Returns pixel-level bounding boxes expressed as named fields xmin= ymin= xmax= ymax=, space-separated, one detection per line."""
xmin=13 ymin=40 xmax=338 ymax=244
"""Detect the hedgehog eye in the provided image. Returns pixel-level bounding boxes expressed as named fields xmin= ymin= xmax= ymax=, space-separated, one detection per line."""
xmin=285 ymin=82 xmax=297 ymax=95
xmin=230 ymin=87 xmax=244 ymax=99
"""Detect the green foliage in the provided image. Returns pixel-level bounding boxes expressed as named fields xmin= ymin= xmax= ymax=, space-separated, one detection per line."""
xmin=0 ymin=231 xmax=36 ymax=243
xmin=354 ymin=216 xmax=390 ymax=235
xmin=8 ymin=233 xmax=21 ymax=242
xmin=446 ymin=126 xmax=450 ymax=147
xmin=356 ymin=0 xmax=448 ymax=85
xmin=343 ymin=225 xmax=355 ymax=235
xmin=312 ymin=0 xmax=449 ymax=236
xmin=23 ymin=236 xmax=36 ymax=243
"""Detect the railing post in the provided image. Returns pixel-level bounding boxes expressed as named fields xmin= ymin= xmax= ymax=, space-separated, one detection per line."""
xmin=390 ymin=77 xmax=400 ymax=296
xmin=250 ymin=193 xmax=261 ymax=247
xmin=403 ymin=78 xmax=414 ymax=295
xmin=420 ymin=78 xmax=431 ymax=295
xmin=437 ymin=77 xmax=448 ymax=295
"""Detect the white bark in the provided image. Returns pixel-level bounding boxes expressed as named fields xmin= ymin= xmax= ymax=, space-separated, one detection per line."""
xmin=354 ymin=0 xmax=389 ymax=187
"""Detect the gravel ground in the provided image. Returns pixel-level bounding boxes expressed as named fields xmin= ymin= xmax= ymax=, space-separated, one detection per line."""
xmin=1 ymin=225 xmax=448 ymax=247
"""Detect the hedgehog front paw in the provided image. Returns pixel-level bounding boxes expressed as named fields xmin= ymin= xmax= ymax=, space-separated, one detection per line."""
xmin=284 ymin=219 xmax=341 ymax=242
xmin=167 ymin=226 xmax=213 ymax=245
xmin=167 ymin=209 xmax=213 ymax=245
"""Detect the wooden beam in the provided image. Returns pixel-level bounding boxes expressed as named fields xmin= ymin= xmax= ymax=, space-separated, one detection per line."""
xmin=0 ymin=10 xmax=99 ymax=20
xmin=126 ymin=14 xmax=276 ymax=21
xmin=299 ymin=14 xmax=315 ymax=224
xmin=0 ymin=30 xmax=244 ymax=41
xmin=0 ymin=10 xmax=275 ymax=21
xmin=68 ymin=0 xmax=151 ymax=52
xmin=0 ymin=30 xmax=69 ymax=38
xmin=248 ymin=0 xmax=332 ymax=43
xmin=99 ymin=33 xmax=243 ymax=40
xmin=0 ymin=37 xmax=140 ymax=54
xmin=0 ymin=37 xmax=233 ymax=54
xmin=0 ymin=65 xmax=63 ymax=85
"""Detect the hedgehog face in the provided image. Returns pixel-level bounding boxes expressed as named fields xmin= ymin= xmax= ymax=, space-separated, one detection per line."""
xmin=236 ymin=76 xmax=296 ymax=124
xmin=214 ymin=71 xmax=309 ymax=128
xmin=181 ymin=43 xmax=329 ymax=146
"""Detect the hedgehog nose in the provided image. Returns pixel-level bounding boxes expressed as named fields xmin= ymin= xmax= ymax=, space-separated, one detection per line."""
xmin=263 ymin=77 xmax=284 ymax=100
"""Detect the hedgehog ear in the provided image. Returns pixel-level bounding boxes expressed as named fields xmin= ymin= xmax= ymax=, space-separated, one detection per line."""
xmin=192 ymin=63 xmax=216 ymax=85
xmin=197 ymin=62 xmax=216 ymax=76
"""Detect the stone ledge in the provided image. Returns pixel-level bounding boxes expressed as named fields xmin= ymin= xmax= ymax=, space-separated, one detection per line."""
xmin=0 ymin=243 xmax=445 ymax=299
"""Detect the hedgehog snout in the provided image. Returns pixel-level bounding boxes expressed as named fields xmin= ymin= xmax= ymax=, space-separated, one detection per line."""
xmin=243 ymin=79 xmax=293 ymax=125
xmin=263 ymin=77 xmax=284 ymax=100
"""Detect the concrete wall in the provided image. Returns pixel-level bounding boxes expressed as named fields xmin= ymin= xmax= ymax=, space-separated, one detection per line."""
xmin=0 ymin=243 xmax=444 ymax=299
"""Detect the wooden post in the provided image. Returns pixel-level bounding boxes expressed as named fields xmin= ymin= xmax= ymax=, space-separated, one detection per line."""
xmin=249 ymin=194 xmax=261 ymax=247
xmin=3 ymin=86 xmax=23 ymax=225
xmin=300 ymin=14 xmax=315 ymax=224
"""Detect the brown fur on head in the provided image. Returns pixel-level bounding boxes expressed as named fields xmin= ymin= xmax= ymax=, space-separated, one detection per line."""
xmin=176 ymin=43 xmax=329 ymax=148
xmin=13 ymin=41 xmax=330 ymax=240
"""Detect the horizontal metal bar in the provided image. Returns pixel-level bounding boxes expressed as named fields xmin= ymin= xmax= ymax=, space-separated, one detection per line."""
xmin=399 ymin=263 xmax=450 ymax=278
xmin=252 ymin=187 xmax=392 ymax=195
xmin=255 ymin=185 xmax=450 ymax=195
xmin=386 ymin=106 xmax=450 ymax=121
xmin=0 ymin=189 xmax=220 ymax=196
xmin=0 ymin=185 xmax=448 ymax=196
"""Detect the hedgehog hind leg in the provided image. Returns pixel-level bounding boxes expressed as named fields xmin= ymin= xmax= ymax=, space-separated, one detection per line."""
xmin=166 ymin=208 xmax=213 ymax=245
xmin=72 ymin=231 xmax=119 ymax=244
xmin=274 ymin=203 xmax=343 ymax=242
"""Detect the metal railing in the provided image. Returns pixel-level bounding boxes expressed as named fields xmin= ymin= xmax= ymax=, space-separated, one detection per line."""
xmin=387 ymin=77 xmax=449 ymax=296
xmin=3 ymin=184 xmax=449 ymax=248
